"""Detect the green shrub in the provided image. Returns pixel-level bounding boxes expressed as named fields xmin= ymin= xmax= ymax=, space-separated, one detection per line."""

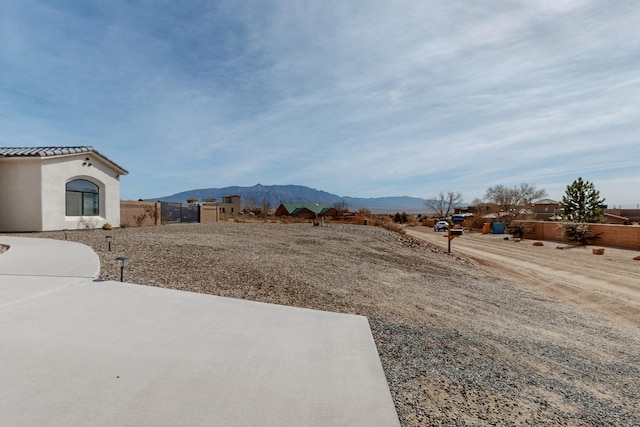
xmin=561 ymin=222 xmax=602 ymax=245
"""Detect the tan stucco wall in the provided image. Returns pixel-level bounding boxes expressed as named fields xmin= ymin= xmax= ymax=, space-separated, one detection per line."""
xmin=518 ymin=221 xmax=640 ymax=251
xmin=120 ymin=201 xmax=160 ymax=227
xmin=200 ymin=204 xmax=220 ymax=224
xmin=41 ymin=153 xmax=122 ymax=231
xmin=0 ymin=158 xmax=43 ymax=232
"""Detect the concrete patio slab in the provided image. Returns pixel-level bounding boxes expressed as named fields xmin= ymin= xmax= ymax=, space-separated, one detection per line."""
xmin=0 ymin=276 xmax=86 ymax=306
xmin=0 ymin=236 xmax=99 ymax=278
xmin=0 ymin=237 xmax=399 ymax=426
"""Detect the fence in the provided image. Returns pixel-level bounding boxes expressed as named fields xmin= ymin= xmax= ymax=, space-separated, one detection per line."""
xmin=517 ymin=221 xmax=640 ymax=251
xmin=120 ymin=201 xmax=219 ymax=228
xmin=160 ymin=202 xmax=199 ymax=224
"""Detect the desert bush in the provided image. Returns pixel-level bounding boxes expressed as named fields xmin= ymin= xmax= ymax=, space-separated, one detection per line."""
xmin=380 ymin=221 xmax=406 ymax=234
xmin=144 ymin=205 xmax=160 ymax=225
xmin=79 ymin=216 xmax=97 ymax=229
xmin=508 ymin=224 xmax=533 ymax=239
xmin=134 ymin=212 xmax=148 ymax=227
xmin=392 ymin=212 xmax=413 ymax=223
xmin=353 ymin=214 xmax=373 ymax=224
xmin=102 ymin=223 xmax=113 ymax=230
xmin=357 ymin=208 xmax=372 ymax=217
xmin=468 ymin=216 xmax=487 ymax=231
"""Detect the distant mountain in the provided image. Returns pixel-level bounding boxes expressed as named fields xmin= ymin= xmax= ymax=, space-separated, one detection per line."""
xmin=342 ymin=196 xmax=427 ymax=213
xmin=151 ymin=184 xmax=429 ymax=214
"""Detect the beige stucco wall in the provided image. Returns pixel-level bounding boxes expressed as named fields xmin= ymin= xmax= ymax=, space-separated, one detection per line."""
xmin=41 ymin=153 xmax=122 ymax=231
xmin=0 ymin=158 xmax=43 ymax=232
xmin=0 ymin=152 xmax=123 ymax=232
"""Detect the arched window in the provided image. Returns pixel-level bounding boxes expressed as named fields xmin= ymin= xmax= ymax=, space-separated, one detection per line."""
xmin=66 ymin=179 xmax=99 ymax=216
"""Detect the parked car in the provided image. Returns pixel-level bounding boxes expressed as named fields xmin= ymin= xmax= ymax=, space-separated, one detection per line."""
xmin=434 ymin=221 xmax=449 ymax=231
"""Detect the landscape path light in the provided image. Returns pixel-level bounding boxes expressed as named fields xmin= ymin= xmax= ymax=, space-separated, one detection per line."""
xmin=116 ymin=256 xmax=128 ymax=282
xmin=105 ymin=235 xmax=112 ymax=252
xmin=63 ymin=229 xmax=68 ymax=240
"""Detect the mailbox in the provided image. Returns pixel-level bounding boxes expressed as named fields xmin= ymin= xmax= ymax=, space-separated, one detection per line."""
xmin=449 ymin=229 xmax=463 ymax=236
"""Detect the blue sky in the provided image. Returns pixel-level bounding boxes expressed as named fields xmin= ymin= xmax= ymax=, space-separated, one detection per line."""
xmin=2 ymin=1 xmax=639 ymax=206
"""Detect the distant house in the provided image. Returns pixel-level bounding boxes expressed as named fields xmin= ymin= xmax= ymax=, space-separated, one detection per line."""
xmin=0 ymin=146 xmax=127 ymax=232
xmin=604 ymin=208 xmax=640 ymax=225
xmin=603 ymin=212 xmax=629 ymax=225
xmin=532 ymin=199 xmax=560 ymax=221
xmin=218 ymin=195 xmax=241 ymax=216
xmin=462 ymin=203 xmax=497 ymax=217
xmin=275 ymin=203 xmax=337 ymax=219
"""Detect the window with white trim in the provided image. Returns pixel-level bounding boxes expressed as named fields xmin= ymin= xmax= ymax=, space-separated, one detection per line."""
xmin=66 ymin=179 xmax=99 ymax=216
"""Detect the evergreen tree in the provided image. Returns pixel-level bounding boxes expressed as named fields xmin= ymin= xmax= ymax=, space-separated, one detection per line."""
xmin=560 ymin=177 xmax=605 ymax=223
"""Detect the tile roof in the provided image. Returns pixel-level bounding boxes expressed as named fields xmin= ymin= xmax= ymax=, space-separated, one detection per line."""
xmin=0 ymin=146 xmax=128 ymax=174
xmin=0 ymin=146 xmax=92 ymax=157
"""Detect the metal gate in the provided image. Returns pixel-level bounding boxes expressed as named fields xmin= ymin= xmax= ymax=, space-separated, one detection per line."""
xmin=160 ymin=202 xmax=200 ymax=224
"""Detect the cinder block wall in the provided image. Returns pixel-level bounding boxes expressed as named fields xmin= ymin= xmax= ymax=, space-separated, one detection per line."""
xmin=519 ymin=221 xmax=640 ymax=250
xmin=120 ymin=201 xmax=160 ymax=227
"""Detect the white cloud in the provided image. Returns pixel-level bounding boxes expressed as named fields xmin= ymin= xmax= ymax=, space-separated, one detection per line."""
xmin=1 ymin=0 xmax=639 ymax=206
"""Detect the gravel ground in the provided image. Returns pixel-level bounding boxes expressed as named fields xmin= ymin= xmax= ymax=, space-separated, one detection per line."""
xmin=11 ymin=222 xmax=640 ymax=426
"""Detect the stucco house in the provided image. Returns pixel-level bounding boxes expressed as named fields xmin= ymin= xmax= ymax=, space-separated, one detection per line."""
xmin=532 ymin=199 xmax=560 ymax=221
xmin=0 ymin=146 xmax=128 ymax=232
xmin=218 ymin=195 xmax=241 ymax=216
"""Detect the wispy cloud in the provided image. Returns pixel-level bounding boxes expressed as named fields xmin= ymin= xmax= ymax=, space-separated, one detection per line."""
xmin=1 ymin=0 xmax=639 ymax=206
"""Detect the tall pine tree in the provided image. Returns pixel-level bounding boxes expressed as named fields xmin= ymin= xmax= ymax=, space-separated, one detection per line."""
xmin=560 ymin=177 xmax=605 ymax=223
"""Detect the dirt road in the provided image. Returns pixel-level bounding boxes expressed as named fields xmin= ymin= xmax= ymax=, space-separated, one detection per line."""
xmin=406 ymin=226 xmax=640 ymax=330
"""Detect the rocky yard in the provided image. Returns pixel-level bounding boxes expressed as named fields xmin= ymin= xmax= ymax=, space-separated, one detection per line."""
xmin=18 ymin=222 xmax=640 ymax=426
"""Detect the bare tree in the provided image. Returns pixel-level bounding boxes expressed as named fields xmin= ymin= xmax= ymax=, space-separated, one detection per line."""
xmin=484 ymin=183 xmax=547 ymax=225
xmin=243 ymin=197 xmax=256 ymax=214
xmin=333 ymin=200 xmax=348 ymax=214
xmin=259 ymin=198 xmax=271 ymax=217
xmin=425 ymin=191 xmax=463 ymax=218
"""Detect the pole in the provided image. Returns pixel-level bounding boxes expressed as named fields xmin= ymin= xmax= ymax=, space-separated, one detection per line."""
xmin=448 ymin=227 xmax=451 ymax=254
xmin=120 ymin=266 xmax=124 ymax=282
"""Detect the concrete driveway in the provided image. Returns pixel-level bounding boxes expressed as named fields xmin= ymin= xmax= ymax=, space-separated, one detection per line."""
xmin=0 ymin=237 xmax=399 ymax=426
